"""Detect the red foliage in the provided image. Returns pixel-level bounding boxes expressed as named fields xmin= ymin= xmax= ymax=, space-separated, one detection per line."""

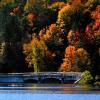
xmin=84 ymin=5 xmax=100 ymax=43
xmin=85 ymin=25 xmax=91 ymax=33
xmin=75 ymin=29 xmax=80 ymax=41
xmin=96 ymin=5 xmax=100 ymax=11
xmin=13 ymin=6 xmax=20 ymax=14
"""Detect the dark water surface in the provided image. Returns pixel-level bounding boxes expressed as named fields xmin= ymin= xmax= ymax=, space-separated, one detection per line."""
xmin=0 ymin=83 xmax=100 ymax=100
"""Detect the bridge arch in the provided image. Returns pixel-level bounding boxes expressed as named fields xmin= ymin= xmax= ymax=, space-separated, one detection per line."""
xmin=40 ymin=78 xmax=63 ymax=83
xmin=24 ymin=79 xmax=38 ymax=83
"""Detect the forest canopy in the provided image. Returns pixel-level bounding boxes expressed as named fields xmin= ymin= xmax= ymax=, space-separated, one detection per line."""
xmin=0 ymin=0 xmax=100 ymax=83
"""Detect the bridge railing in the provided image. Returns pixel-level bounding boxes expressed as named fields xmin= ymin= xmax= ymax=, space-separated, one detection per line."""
xmin=0 ymin=72 xmax=82 ymax=76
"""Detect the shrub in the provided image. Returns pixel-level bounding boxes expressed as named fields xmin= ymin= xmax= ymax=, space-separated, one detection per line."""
xmin=78 ymin=70 xmax=93 ymax=84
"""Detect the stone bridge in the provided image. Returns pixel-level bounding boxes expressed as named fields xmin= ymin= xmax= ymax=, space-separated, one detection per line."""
xmin=0 ymin=72 xmax=82 ymax=83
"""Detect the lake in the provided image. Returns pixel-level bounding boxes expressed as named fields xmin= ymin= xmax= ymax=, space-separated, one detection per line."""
xmin=0 ymin=83 xmax=100 ymax=100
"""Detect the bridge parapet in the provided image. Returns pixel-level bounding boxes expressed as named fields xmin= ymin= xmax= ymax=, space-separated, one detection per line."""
xmin=23 ymin=72 xmax=82 ymax=83
xmin=25 ymin=72 xmax=82 ymax=75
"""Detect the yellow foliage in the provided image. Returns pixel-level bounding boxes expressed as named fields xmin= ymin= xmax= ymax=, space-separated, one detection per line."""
xmin=44 ymin=24 xmax=57 ymax=40
xmin=76 ymin=48 xmax=91 ymax=68
xmin=58 ymin=4 xmax=71 ymax=20
xmin=49 ymin=2 xmax=66 ymax=10
xmin=0 ymin=0 xmax=14 ymax=7
xmin=77 ymin=48 xmax=86 ymax=57
xmin=67 ymin=30 xmax=75 ymax=43
xmin=23 ymin=37 xmax=40 ymax=54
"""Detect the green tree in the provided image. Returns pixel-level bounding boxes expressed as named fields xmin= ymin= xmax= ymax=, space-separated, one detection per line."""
xmin=78 ymin=70 xmax=93 ymax=84
xmin=24 ymin=0 xmax=48 ymax=12
xmin=0 ymin=3 xmax=27 ymax=72
xmin=0 ymin=42 xmax=5 ymax=68
xmin=23 ymin=37 xmax=47 ymax=72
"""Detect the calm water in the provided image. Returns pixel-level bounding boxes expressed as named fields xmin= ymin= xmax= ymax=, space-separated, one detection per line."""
xmin=0 ymin=83 xmax=100 ymax=100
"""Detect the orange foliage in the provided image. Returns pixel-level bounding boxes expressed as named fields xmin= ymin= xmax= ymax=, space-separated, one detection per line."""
xmin=44 ymin=24 xmax=57 ymax=40
xmin=48 ymin=24 xmax=56 ymax=33
xmin=58 ymin=2 xmax=66 ymax=8
xmin=27 ymin=13 xmax=35 ymax=23
xmin=23 ymin=37 xmax=39 ymax=53
xmin=67 ymin=30 xmax=74 ymax=43
xmin=60 ymin=59 xmax=71 ymax=72
xmin=65 ymin=45 xmax=76 ymax=58
xmin=67 ymin=30 xmax=80 ymax=45
xmin=72 ymin=0 xmax=81 ymax=4
xmin=39 ymin=28 xmax=46 ymax=40
xmin=92 ymin=5 xmax=100 ymax=20
xmin=60 ymin=45 xmax=76 ymax=72
xmin=60 ymin=46 xmax=90 ymax=72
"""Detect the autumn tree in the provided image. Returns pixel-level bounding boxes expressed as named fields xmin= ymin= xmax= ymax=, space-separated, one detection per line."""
xmin=57 ymin=2 xmax=94 ymax=36
xmin=60 ymin=45 xmax=77 ymax=72
xmin=84 ymin=5 xmax=100 ymax=55
xmin=23 ymin=35 xmax=47 ymax=72
xmin=44 ymin=24 xmax=64 ymax=46
xmin=37 ymin=23 xmax=68 ymax=71
xmin=60 ymin=29 xmax=91 ymax=72
xmin=60 ymin=46 xmax=91 ymax=72
xmin=57 ymin=3 xmax=86 ymax=32
xmin=86 ymin=5 xmax=100 ymax=77
xmin=76 ymin=48 xmax=91 ymax=71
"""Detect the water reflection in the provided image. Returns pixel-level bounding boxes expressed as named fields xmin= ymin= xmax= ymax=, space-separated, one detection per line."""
xmin=0 ymin=83 xmax=100 ymax=94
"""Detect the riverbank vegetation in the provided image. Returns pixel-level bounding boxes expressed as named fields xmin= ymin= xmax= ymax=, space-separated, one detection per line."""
xmin=0 ymin=0 xmax=100 ymax=84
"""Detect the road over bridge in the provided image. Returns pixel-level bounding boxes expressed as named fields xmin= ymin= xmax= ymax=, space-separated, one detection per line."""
xmin=0 ymin=72 xmax=82 ymax=83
